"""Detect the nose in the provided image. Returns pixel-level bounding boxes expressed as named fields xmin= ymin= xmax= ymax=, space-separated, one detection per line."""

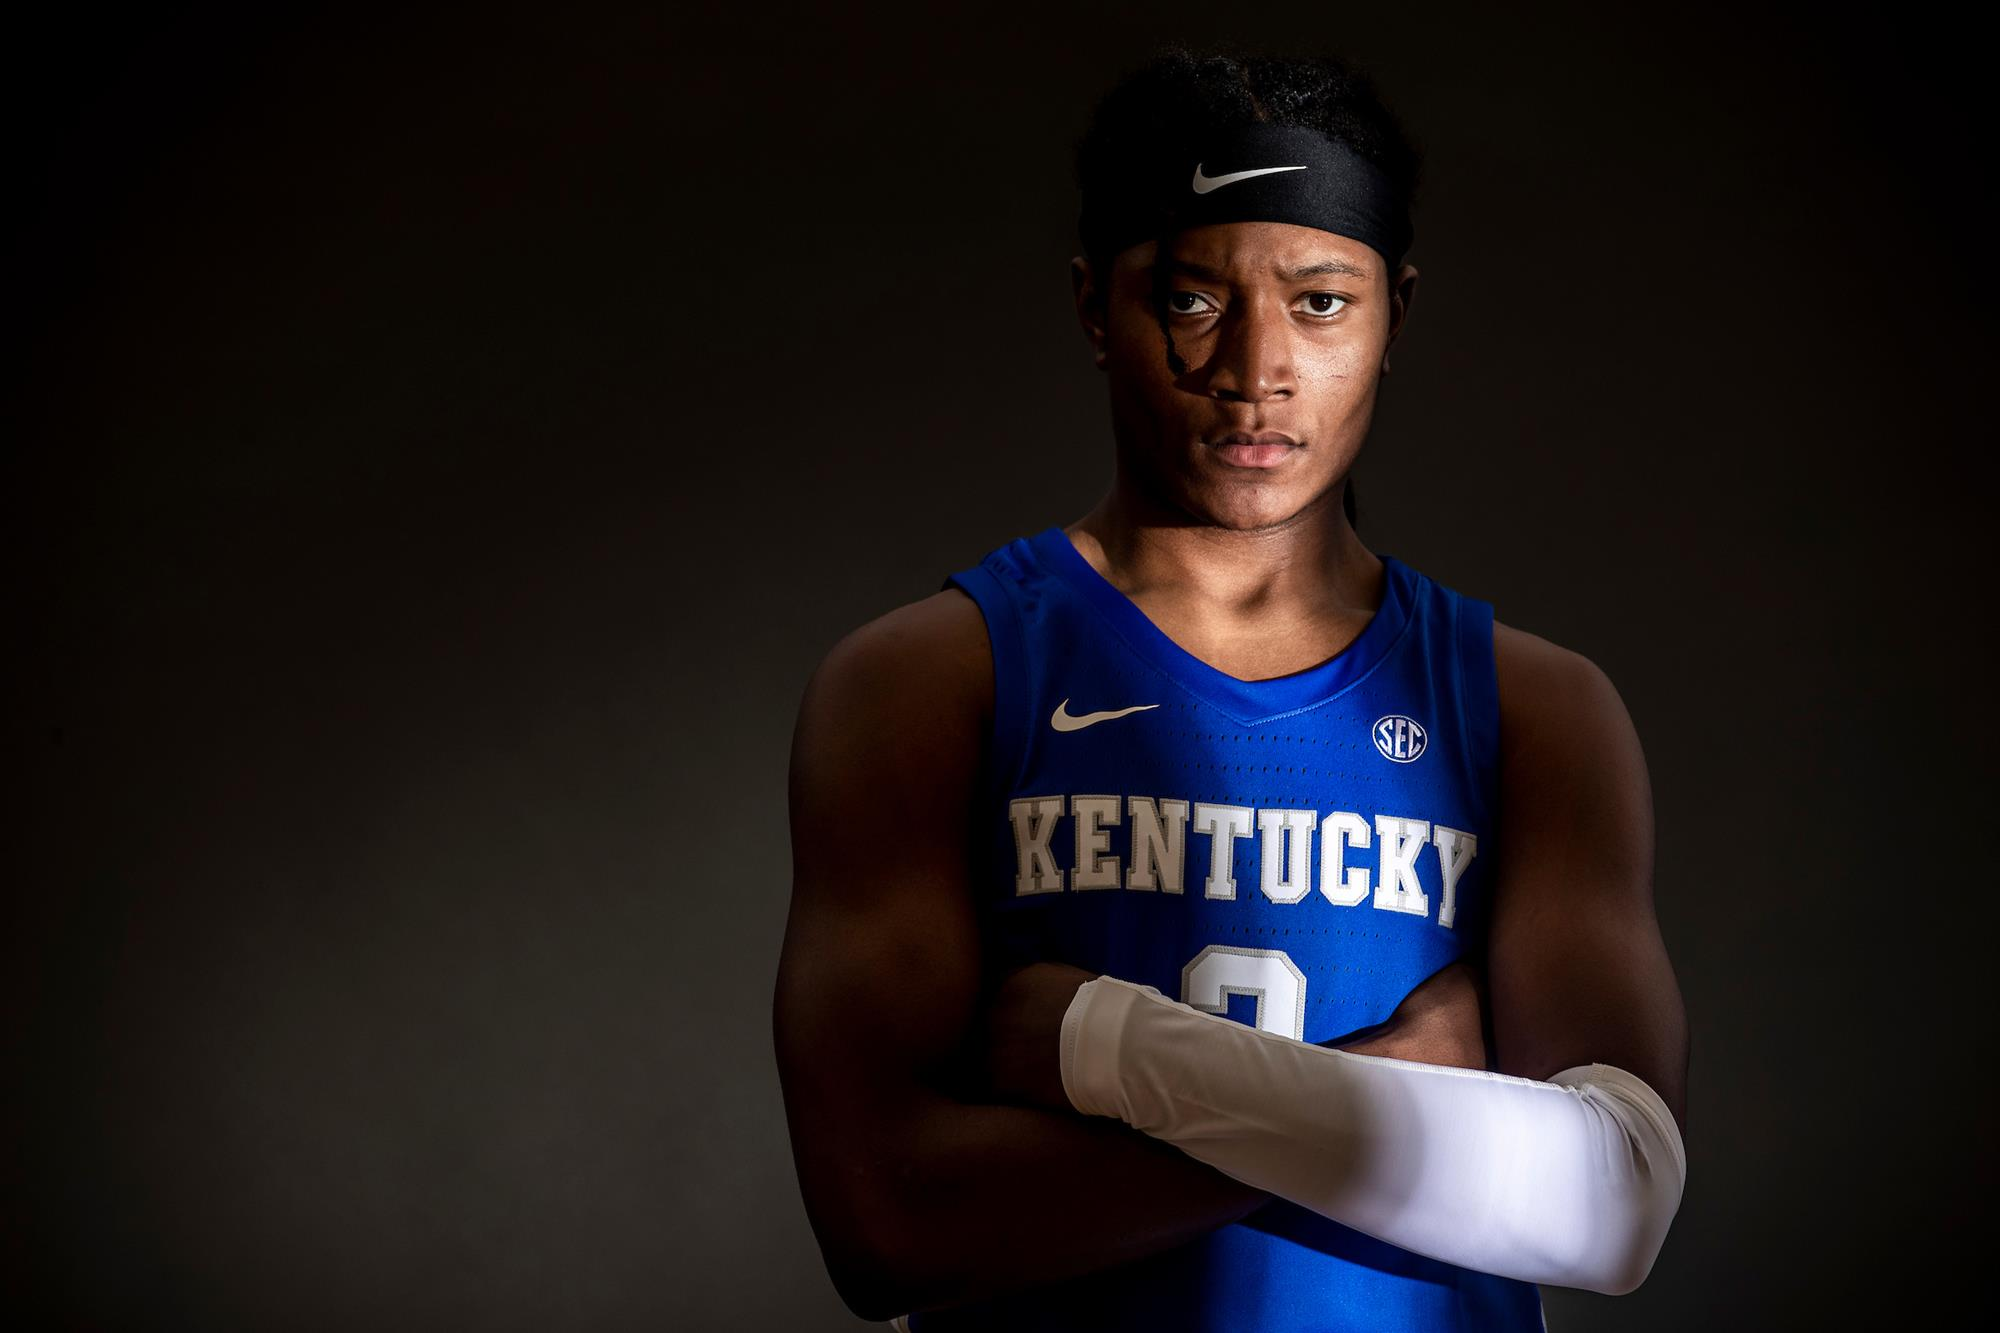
xmin=1200 ymin=298 xmax=1294 ymax=402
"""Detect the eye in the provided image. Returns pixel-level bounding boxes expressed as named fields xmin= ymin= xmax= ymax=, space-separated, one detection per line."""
xmin=1166 ymin=291 xmax=1217 ymax=316
xmin=1300 ymin=292 xmax=1348 ymax=317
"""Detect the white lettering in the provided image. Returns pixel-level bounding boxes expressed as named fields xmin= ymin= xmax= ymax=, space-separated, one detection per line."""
xmin=1127 ymin=796 xmax=1188 ymax=893
xmin=1071 ymin=795 xmax=1122 ymax=890
xmin=1373 ymin=814 xmax=1432 ymax=917
xmin=1257 ymin=808 xmax=1318 ymax=904
xmin=1192 ymin=802 xmax=1255 ymax=900
xmin=1009 ymin=795 xmax=1065 ymax=895
xmin=1433 ymin=825 xmax=1477 ymax=929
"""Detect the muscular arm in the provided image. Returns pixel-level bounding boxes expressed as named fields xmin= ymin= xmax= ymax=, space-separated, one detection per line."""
xmin=1484 ymin=623 xmax=1688 ymax=1131
xmin=1020 ymin=624 xmax=1690 ymax=1294
xmin=773 ymin=591 xmax=1271 ymax=1323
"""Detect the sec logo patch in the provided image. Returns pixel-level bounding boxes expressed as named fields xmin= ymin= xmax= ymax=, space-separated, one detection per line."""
xmin=1372 ymin=714 xmax=1427 ymax=763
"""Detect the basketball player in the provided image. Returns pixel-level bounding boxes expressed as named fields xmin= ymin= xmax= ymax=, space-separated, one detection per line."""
xmin=774 ymin=47 xmax=1688 ymax=1331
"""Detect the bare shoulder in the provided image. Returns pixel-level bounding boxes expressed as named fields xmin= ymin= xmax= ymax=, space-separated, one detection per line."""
xmin=830 ymin=586 xmax=992 ymax=690
xmin=788 ymin=587 xmax=997 ymax=887
xmin=1488 ymin=616 xmax=1654 ymax=902
xmin=1491 ymin=618 xmax=1640 ymax=757
xmin=779 ymin=584 xmax=998 ymax=1066
xmin=794 ymin=587 xmax=993 ymax=749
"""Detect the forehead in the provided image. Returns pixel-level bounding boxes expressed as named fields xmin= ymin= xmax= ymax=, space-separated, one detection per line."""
xmin=1112 ymin=220 xmax=1378 ymax=285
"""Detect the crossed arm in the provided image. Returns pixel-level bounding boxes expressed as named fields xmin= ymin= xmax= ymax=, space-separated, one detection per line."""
xmin=775 ymin=593 xmax=1278 ymax=1323
xmin=977 ymin=622 xmax=1689 ymax=1294
xmin=774 ymin=595 xmax=1689 ymax=1319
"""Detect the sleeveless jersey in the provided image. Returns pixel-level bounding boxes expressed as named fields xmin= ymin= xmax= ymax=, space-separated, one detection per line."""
xmin=911 ymin=524 xmax=1546 ymax=1333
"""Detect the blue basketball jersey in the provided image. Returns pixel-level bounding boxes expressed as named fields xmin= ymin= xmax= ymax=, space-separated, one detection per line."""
xmin=910 ymin=524 xmax=1546 ymax=1332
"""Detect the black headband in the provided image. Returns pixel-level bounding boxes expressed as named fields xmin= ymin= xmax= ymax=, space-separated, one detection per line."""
xmin=1077 ymin=122 xmax=1412 ymax=272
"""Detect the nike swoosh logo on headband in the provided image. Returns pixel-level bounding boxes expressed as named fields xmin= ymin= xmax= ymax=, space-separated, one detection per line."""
xmin=1191 ymin=163 xmax=1308 ymax=194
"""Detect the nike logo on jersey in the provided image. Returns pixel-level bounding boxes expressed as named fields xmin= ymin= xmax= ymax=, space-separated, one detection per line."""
xmin=1190 ymin=162 xmax=1308 ymax=194
xmin=1051 ymin=698 xmax=1161 ymax=732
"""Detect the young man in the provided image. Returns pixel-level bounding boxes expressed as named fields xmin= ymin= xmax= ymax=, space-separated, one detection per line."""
xmin=775 ymin=48 xmax=1688 ymax=1331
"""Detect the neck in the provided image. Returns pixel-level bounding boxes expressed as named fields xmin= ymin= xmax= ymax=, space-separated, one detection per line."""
xmin=1065 ymin=481 xmax=1382 ymax=631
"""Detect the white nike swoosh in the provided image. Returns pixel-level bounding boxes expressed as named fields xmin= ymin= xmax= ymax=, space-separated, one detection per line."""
xmin=1190 ymin=163 xmax=1308 ymax=194
xmin=1051 ymin=698 xmax=1162 ymax=732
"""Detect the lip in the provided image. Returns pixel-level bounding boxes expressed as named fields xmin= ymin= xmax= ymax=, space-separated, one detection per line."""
xmin=1208 ymin=430 xmax=1299 ymax=469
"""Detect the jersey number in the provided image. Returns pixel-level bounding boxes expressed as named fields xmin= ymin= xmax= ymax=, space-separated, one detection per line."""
xmin=1181 ymin=945 xmax=1307 ymax=1040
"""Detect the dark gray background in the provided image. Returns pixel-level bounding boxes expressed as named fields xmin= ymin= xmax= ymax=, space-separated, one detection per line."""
xmin=8 ymin=2 xmax=1991 ymax=1328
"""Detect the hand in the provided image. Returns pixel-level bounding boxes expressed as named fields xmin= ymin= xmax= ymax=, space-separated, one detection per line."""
xmin=975 ymin=960 xmax=1100 ymax=1113
xmin=1327 ymin=957 xmax=1491 ymax=1070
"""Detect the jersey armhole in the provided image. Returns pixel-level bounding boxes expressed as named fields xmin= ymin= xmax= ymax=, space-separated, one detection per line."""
xmin=940 ymin=562 xmax=1031 ymax=806
xmin=1454 ymin=590 xmax=1501 ymax=827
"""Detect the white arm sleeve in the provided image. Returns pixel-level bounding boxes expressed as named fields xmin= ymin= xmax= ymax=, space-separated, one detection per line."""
xmin=1059 ymin=976 xmax=1687 ymax=1296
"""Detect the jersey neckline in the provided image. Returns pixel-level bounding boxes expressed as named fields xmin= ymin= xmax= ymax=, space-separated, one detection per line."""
xmin=1025 ymin=524 xmax=1419 ymax=723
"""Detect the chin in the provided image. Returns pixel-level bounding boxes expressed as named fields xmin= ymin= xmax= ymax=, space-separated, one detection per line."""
xmin=1132 ymin=442 xmax=1334 ymax=526
xmin=1185 ymin=489 xmax=1314 ymax=532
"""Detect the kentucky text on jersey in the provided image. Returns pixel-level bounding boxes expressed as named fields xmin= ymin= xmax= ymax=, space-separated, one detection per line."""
xmin=1009 ymin=794 xmax=1477 ymax=928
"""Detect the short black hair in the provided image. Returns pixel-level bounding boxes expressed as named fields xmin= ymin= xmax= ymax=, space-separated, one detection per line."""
xmin=1072 ymin=45 xmax=1425 ymax=532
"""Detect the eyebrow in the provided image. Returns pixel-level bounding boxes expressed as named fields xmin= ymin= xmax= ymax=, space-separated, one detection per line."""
xmin=1162 ymin=257 xmax=1372 ymax=282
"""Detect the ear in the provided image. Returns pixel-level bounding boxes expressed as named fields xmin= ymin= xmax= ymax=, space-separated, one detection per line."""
xmin=1071 ymin=256 xmax=1109 ymax=370
xmin=1381 ymin=262 xmax=1419 ymax=376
